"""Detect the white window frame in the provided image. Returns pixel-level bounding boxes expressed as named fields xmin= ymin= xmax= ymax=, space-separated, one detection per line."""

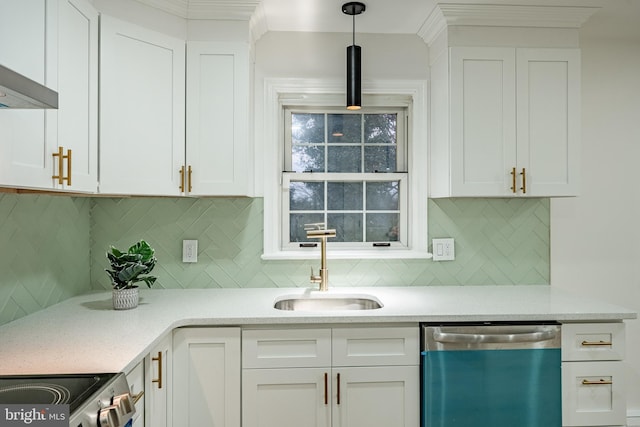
xmin=262 ymin=78 xmax=431 ymax=260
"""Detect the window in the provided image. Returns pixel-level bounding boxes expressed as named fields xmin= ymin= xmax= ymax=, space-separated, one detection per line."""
xmin=283 ymin=108 xmax=408 ymax=250
xmin=262 ymin=79 xmax=429 ymax=260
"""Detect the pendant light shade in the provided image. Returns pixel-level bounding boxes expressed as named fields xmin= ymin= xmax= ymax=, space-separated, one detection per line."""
xmin=346 ymin=45 xmax=361 ymax=110
xmin=342 ymin=2 xmax=365 ymax=110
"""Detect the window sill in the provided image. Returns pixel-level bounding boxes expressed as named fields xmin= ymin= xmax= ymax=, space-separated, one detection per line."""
xmin=261 ymin=249 xmax=433 ymax=261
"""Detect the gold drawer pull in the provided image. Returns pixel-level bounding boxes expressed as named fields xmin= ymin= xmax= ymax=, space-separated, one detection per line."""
xmin=581 ymin=340 xmax=613 ymax=346
xmin=582 ymin=379 xmax=613 ymax=385
xmin=510 ymin=167 xmax=517 ymax=193
xmin=520 ymin=168 xmax=526 ymax=194
xmin=131 ymin=391 xmax=144 ymax=404
xmin=324 ymin=372 xmax=328 ymax=405
xmin=52 ymin=147 xmax=72 ymax=185
xmin=152 ymin=351 xmax=163 ymax=389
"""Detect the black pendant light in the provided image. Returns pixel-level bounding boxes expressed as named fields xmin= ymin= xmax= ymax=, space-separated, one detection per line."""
xmin=342 ymin=2 xmax=365 ymax=110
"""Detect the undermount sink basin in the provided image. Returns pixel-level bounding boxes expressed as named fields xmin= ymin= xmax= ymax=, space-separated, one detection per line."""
xmin=273 ymin=294 xmax=383 ymax=311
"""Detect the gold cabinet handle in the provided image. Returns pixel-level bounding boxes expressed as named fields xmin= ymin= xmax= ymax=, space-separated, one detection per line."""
xmin=520 ymin=167 xmax=526 ymax=194
xmin=510 ymin=167 xmax=517 ymax=193
xmin=336 ymin=372 xmax=341 ymax=405
xmin=179 ymin=166 xmax=185 ymax=193
xmin=152 ymin=351 xmax=163 ymax=389
xmin=581 ymin=340 xmax=613 ymax=346
xmin=324 ymin=372 xmax=328 ymax=405
xmin=131 ymin=391 xmax=144 ymax=404
xmin=582 ymin=379 xmax=613 ymax=385
xmin=188 ymin=165 xmax=193 ymax=192
xmin=52 ymin=147 xmax=72 ymax=185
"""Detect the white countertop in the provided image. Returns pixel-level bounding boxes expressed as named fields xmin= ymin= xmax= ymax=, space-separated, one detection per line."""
xmin=0 ymin=285 xmax=635 ymax=375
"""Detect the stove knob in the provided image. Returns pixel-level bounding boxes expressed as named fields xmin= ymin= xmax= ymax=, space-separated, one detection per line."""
xmin=98 ymin=405 xmax=120 ymax=427
xmin=113 ymin=393 xmax=135 ymax=417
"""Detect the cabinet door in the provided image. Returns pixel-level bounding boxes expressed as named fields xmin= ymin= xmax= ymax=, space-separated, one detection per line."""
xmin=99 ymin=16 xmax=185 ymax=195
xmin=562 ymin=361 xmax=626 ymax=426
xmin=186 ymin=41 xmax=250 ymax=196
xmin=242 ymin=368 xmax=331 ymax=427
xmin=516 ymin=48 xmax=580 ymax=197
xmin=0 ymin=0 xmax=55 ymax=189
xmin=173 ymin=327 xmax=241 ymax=427
xmin=449 ymin=47 xmax=517 ymax=197
xmin=55 ymin=0 xmax=98 ymax=192
xmin=146 ymin=334 xmax=171 ymax=427
xmin=332 ymin=366 xmax=419 ymax=427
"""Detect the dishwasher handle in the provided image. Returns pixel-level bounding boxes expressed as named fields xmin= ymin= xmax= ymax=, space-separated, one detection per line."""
xmin=433 ymin=328 xmax=557 ymax=344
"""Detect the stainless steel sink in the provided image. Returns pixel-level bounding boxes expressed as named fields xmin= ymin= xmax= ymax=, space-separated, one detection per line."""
xmin=273 ymin=294 xmax=383 ymax=311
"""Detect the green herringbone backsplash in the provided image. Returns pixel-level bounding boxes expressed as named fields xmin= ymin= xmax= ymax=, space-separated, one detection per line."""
xmin=90 ymin=197 xmax=549 ymax=290
xmin=0 ymin=194 xmax=90 ymax=325
xmin=0 ymin=194 xmax=549 ymax=326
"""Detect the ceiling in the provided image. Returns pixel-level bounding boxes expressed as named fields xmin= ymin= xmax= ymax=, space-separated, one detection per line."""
xmin=132 ymin=0 xmax=640 ymax=40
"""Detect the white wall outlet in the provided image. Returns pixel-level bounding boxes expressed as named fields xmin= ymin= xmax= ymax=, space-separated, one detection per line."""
xmin=432 ymin=238 xmax=455 ymax=261
xmin=182 ymin=239 xmax=198 ymax=263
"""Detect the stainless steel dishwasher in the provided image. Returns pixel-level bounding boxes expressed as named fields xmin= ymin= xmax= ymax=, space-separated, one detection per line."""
xmin=421 ymin=322 xmax=561 ymax=427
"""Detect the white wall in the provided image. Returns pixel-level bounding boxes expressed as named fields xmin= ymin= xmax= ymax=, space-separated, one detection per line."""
xmin=551 ymin=15 xmax=640 ymax=413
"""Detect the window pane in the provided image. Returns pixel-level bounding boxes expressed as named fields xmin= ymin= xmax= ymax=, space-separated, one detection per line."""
xmin=328 ymin=146 xmax=361 ymax=172
xmin=364 ymin=146 xmax=397 ymax=173
xmin=365 ymin=114 xmax=397 ymax=144
xmin=290 ymin=182 xmax=324 ymax=210
xmin=366 ymin=181 xmax=399 ymax=210
xmin=328 ymin=213 xmax=363 ymax=242
xmin=292 ymin=145 xmax=325 ymax=172
xmin=327 ymin=182 xmax=363 ymax=210
xmin=290 ymin=213 xmax=324 ymax=242
xmin=366 ymin=213 xmax=399 ymax=242
xmin=328 ymin=114 xmax=361 ymax=143
xmin=292 ymin=113 xmax=325 ymax=144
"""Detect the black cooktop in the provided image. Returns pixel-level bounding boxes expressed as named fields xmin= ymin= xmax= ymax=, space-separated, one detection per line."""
xmin=0 ymin=373 xmax=117 ymax=413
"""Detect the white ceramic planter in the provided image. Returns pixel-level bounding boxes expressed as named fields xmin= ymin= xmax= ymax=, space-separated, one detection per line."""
xmin=112 ymin=287 xmax=139 ymax=310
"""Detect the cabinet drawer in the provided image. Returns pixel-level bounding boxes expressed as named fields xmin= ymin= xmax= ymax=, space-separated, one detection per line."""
xmin=332 ymin=326 xmax=419 ymax=367
xmin=562 ymin=323 xmax=625 ymax=361
xmin=562 ymin=361 xmax=626 ymax=426
xmin=126 ymin=360 xmax=145 ymax=425
xmin=243 ymin=328 xmax=331 ymax=368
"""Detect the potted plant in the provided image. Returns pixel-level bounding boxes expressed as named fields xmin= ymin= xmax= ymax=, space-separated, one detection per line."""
xmin=106 ymin=240 xmax=157 ymax=310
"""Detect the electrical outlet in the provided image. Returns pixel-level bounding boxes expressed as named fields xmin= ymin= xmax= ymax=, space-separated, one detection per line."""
xmin=182 ymin=240 xmax=198 ymax=263
xmin=432 ymin=238 xmax=455 ymax=261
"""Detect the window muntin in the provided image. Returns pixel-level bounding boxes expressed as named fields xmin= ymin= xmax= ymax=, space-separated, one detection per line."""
xmin=283 ymin=107 xmax=407 ymax=250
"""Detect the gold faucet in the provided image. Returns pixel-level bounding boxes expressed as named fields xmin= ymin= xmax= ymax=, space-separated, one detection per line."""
xmin=305 ymin=223 xmax=336 ymax=291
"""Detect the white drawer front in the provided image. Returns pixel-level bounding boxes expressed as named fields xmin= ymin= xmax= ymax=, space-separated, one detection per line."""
xmin=126 ymin=360 xmax=145 ymax=424
xmin=332 ymin=327 xmax=419 ymax=367
xmin=243 ymin=328 xmax=331 ymax=368
xmin=562 ymin=323 xmax=625 ymax=361
xmin=562 ymin=361 xmax=626 ymax=426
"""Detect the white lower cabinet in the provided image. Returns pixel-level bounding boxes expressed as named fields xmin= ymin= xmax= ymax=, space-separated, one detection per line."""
xmin=561 ymin=323 xmax=627 ymax=426
xmin=126 ymin=360 xmax=145 ymax=427
xmin=145 ymin=333 xmax=172 ymax=427
xmin=173 ymin=327 xmax=241 ymax=427
xmin=242 ymin=326 xmax=419 ymax=427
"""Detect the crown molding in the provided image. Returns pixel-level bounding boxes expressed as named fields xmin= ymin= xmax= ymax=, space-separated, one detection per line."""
xmin=135 ymin=0 xmax=260 ymax=20
xmin=419 ymin=3 xmax=601 ymax=45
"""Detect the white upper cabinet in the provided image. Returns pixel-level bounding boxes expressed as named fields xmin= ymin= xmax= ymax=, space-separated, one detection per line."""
xmin=99 ymin=16 xmax=186 ymax=195
xmin=0 ymin=0 xmax=98 ymax=192
xmin=430 ymin=46 xmax=580 ymax=198
xmin=98 ymin=24 xmax=252 ymax=197
xmin=0 ymin=0 xmax=54 ymax=189
xmin=55 ymin=0 xmax=99 ymax=192
xmin=185 ymin=42 xmax=251 ymax=196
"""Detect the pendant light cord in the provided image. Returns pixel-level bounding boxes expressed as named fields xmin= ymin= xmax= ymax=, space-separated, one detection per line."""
xmin=352 ymin=14 xmax=356 ymax=46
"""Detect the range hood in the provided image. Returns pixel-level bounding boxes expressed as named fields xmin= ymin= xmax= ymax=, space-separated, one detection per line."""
xmin=0 ymin=64 xmax=58 ymax=109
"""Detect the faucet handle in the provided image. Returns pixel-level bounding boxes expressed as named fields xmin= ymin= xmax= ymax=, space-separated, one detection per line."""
xmin=310 ymin=267 xmax=322 ymax=283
